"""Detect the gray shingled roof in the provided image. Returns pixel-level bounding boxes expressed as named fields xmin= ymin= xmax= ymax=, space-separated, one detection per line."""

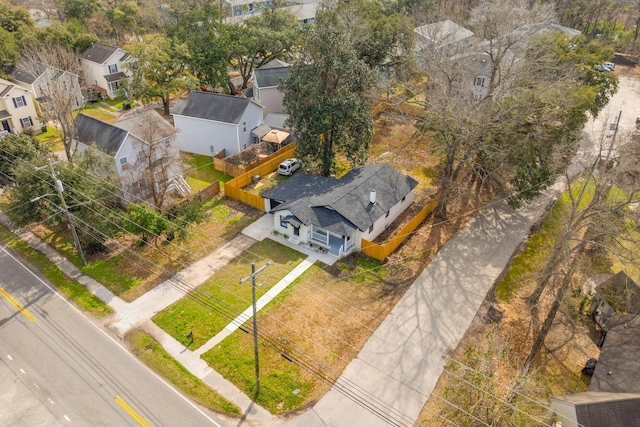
xmin=113 ymin=110 xmax=177 ymax=141
xmin=104 ymin=71 xmax=128 ymax=82
xmin=589 ymin=314 xmax=640 ymax=394
xmin=171 ymin=91 xmax=252 ymax=124
xmin=9 ymin=60 xmax=47 ymax=85
xmin=0 ymin=110 xmax=10 ymax=120
xmin=75 ymin=113 xmax=128 ymax=156
xmin=552 ymin=392 xmax=640 ymax=427
xmin=263 ymin=163 xmax=418 ymax=234
xmin=254 ymin=64 xmax=289 ymax=88
xmin=81 ymin=43 xmax=119 ymax=64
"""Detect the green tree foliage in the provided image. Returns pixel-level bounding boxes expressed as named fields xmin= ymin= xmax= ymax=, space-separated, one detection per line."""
xmin=0 ymin=133 xmax=48 ymax=185
xmin=106 ymin=1 xmax=139 ymax=43
xmin=125 ymin=34 xmax=198 ymax=115
xmin=124 ymin=203 xmax=168 ymax=244
xmin=0 ymin=2 xmax=33 ymax=33
xmin=226 ymin=9 xmax=300 ymax=90
xmin=0 ymin=27 xmax=19 ymax=75
xmin=9 ymin=149 xmax=120 ymax=253
xmin=61 ymin=0 xmax=100 ymax=23
xmin=281 ymin=9 xmax=377 ymax=176
xmin=168 ymin=5 xmax=230 ymax=91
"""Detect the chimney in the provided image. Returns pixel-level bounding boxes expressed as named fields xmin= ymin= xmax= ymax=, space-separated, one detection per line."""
xmin=369 ymin=189 xmax=376 ymax=204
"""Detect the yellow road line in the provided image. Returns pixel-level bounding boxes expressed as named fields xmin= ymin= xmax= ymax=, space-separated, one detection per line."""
xmin=114 ymin=396 xmax=152 ymax=427
xmin=0 ymin=286 xmax=36 ymax=322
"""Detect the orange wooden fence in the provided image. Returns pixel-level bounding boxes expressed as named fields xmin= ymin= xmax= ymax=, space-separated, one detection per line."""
xmin=223 ymin=143 xmax=298 ymax=211
xmin=361 ymin=194 xmax=439 ymax=261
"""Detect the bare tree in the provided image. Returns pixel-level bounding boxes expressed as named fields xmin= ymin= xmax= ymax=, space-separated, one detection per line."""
xmin=521 ymin=119 xmax=640 ymax=375
xmin=117 ymin=111 xmax=189 ymax=209
xmin=19 ymin=43 xmax=83 ymax=162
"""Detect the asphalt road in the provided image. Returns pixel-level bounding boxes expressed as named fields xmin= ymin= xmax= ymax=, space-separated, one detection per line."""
xmin=0 ymin=245 xmax=225 ymax=427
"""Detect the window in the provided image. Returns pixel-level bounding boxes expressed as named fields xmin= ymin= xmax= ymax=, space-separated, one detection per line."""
xmin=108 ymin=64 xmax=118 ymax=74
xmin=109 ymin=81 xmax=119 ymax=93
xmin=280 ymin=217 xmax=288 ymax=228
xmin=13 ymin=96 xmax=27 ymax=108
xmin=210 ymin=145 xmax=215 ymax=154
xmin=20 ymin=117 xmax=33 ymax=128
xmin=119 ymin=157 xmax=128 ymax=166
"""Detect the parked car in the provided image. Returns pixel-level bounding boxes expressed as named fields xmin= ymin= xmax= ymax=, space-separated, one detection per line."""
xmin=596 ymin=64 xmax=611 ymax=73
xmin=278 ymin=158 xmax=301 ymax=176
xmin=604 ymin=62 xmax=615 ymax=70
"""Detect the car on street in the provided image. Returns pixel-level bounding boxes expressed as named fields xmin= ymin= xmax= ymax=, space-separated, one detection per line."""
xmin=278 ymin=158 xmax=301 ymax=176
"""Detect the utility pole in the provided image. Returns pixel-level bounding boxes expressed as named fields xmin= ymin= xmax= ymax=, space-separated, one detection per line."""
xmin=239 ymin=261 xmax=270 ymax=395
xmin=37 ymin=157 xmax=87 ymax=266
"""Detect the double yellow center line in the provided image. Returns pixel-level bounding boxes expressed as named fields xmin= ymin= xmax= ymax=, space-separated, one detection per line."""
xmin=115 ymin=395 xmax=152 ymax=427
xmin=0 ymin=286 xmax=36 ymax=322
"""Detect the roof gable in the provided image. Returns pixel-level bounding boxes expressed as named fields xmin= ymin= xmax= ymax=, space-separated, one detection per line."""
xmin=75 ymin=113 xmax=129 ymax=156
xmin=171 ymin=91 xmax=253 ymax=124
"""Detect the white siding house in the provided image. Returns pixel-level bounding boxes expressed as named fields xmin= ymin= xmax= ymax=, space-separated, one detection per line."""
xmin=0 ymin=78 xmax=40 ymax=136
xmin=262 ymin=163 xmax=418 ymax=258
xmin=80 ymin=43 xmax=132 ymax=99
xmin=253 ymin=60 xmax=289 ymax=116
xmin=74 ymin=111 xmax=189 ymax=205
xmin=10 ymin=61 xmax=84 ymax=112
xmin=172 ymin=91 xmax=264 ymax=157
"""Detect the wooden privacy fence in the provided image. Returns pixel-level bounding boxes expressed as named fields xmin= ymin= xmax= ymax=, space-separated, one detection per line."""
xmin=223 ymin=143 xmax=298 ymax=211
xmin=361 ymin=194 xmax=440 ymax=261
xmin=178 ymin=181 xmax=220 ymax=208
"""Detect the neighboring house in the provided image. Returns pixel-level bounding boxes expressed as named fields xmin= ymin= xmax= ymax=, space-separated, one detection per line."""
xmin=414 ymin=19 xmax=474 ymax=54
xmin=172 ymin=91 xmax=264 ymax=157
xmin=224 ymin=0 xmax=272 ymax=17
xmin=0 ymin=78 xmax=40 ymax=136
xmin=10 ymin=60 xmax=83 ymax=112
xmin=550 ymin=392 xmax=640 ymax=427
xmin=262 ymin=163 xmax=418 ymax=258
xmin=549 ymin=273 xmax=640 ymax=426
xmin=74 ymin=111 xmax=189 ymax=205
xmin=80 ymin=42 xmax=132 ymax=99
xmin=253 ymin=60 xmax=289 ymax=116
xmin=223 ymin=2 xmax=317 ymax=25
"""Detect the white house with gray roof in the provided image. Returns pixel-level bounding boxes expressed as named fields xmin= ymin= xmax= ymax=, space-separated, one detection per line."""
xmin=74 ymin=110 xmax=189 ymax=205
xmin=172 ymin=91 xmax=264 ymax=157
xmin=262 ymin=163 xmax=418 ymax=258
xmin=253 ymin=60 xmax=289 ymax=115
xmin=80 ymin=42 xmax=132 ymax=99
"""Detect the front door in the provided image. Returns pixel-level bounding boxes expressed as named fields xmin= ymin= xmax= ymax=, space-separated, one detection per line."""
xmin=1 ymin=120 xmax=10 ymax=132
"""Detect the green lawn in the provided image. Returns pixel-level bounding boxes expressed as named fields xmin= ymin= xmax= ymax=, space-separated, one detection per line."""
xmin=152 ymin=239 xmax=305 ymax=348
xmin=182 ymin=153 xmax=233 ymax=193
xmin=37 ymin=125 xmax=65 ymax=152
xmin=201 ymin=254 xmax=390 ymax=413
xmin=128 ymin=330 xmax=240 ymax=415
xmin=0 ymin=226 xmax=110 ymax=316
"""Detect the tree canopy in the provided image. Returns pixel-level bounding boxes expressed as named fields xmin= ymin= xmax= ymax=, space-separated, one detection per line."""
xmin=125 ymin=34 xmax=198 ymax=114
xmin=281 ymin=9 xmax=377 ymax=176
